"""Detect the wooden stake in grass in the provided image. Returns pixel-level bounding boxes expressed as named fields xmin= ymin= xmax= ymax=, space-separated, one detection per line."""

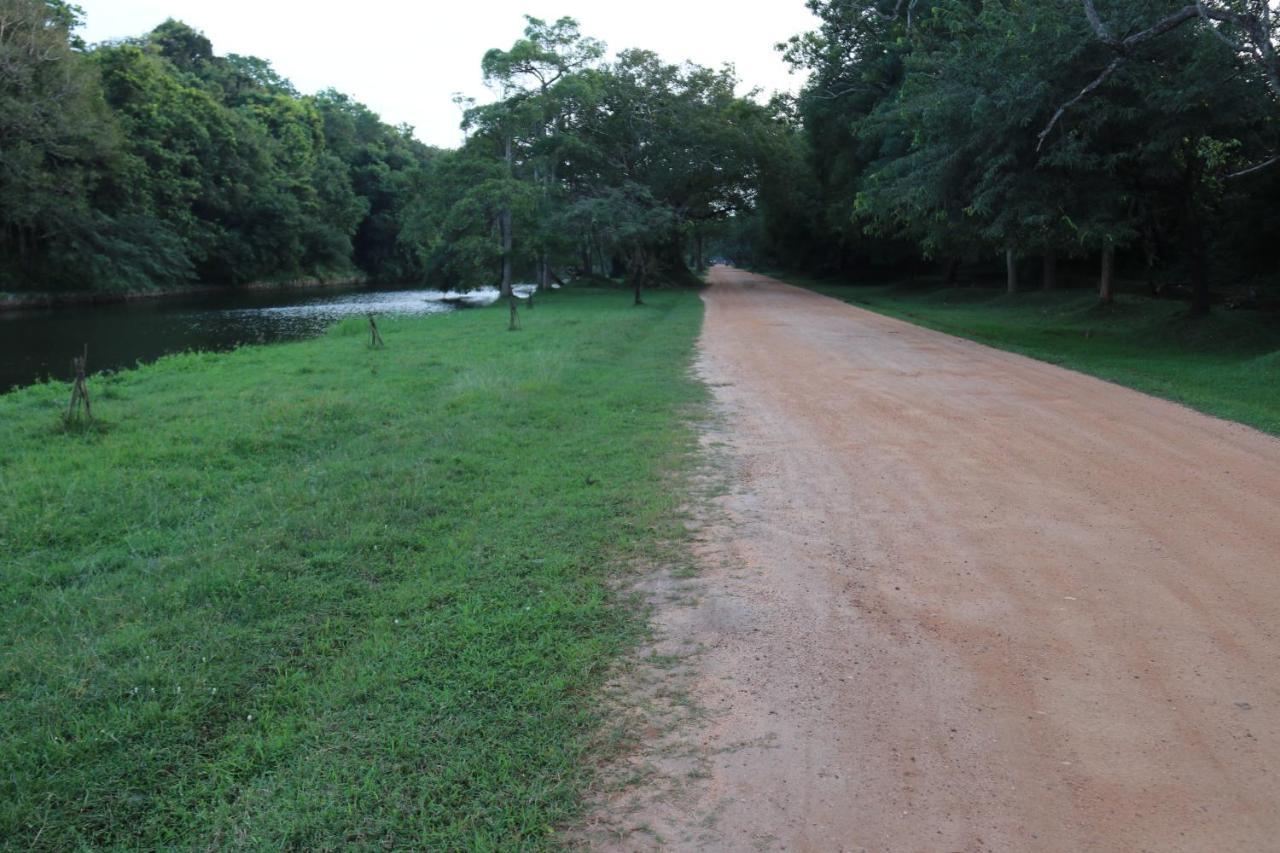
xmin=66 ymin=345 xmax=92 ymax=423
xmin=508 ymin=294 xmax=521 ymax=332
xmin=368 ymin=314 xmax=385 ymax=348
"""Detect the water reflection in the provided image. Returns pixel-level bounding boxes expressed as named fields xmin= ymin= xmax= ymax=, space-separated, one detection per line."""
xmin=0 ymin=284 xmax=536 ymax=393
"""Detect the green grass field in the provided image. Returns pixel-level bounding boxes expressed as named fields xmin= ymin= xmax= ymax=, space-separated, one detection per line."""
xmin=782 ymin=274 xmax=1280 ymax=436
xmin=0 ymin=288 xmax=705 ymax=849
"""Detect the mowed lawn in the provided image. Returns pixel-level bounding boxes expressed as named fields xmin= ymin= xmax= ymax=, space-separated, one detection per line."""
xmin=789 ymin=275 xmax=1280 ymax=436
xmin=0 ymin=288 xmax=705 ymax=848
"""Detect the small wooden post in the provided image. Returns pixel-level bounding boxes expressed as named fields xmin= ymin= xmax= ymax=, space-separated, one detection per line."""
xmin=507 ymin=294 xmax=521 ymax=331
xmin=66 ymin=345 xmax=92 ymax=422
xmin=368 ymin=314 xmax=385 ymax=348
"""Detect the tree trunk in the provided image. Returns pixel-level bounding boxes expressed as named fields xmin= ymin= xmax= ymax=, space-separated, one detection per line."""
xmin=1178 ymin=152 xmax=1212 ymax=316
xmin=1006 ymin=248 xmax=1019 ymax=295
xmin=1042 ymin=250 xmax=1057 ymax=291
xmin=500 ymin=133 xmax=514 ymax=300
xmin=1141 ymin=212 xmax=1160 ymax=293
xmin=1185 ymin=201 xmax=1211 ymax=316
xmin=944 ymin=257 xmax=960 ymax=286
xmin=631 ymin=248 xmax=646 ymax=306
xmin=499 ymin=208 xmax=514 ymax=299
xmin=695 ymin=231 xmax=705 ymax=272
xmin=580 ymin=242 xmax=592 ymax=277
xmin=1099 ymin=245 xmax=1115 ymax=304
xmin=1188 ymin=244 xmax=1210 ymax=315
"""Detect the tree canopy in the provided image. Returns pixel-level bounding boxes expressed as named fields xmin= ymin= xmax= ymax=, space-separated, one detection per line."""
xmin=0 ymin=6 xmax=784 ymax=298
xmin=7 ymin=1 xmax=1279 ymax=315
xmin=731 ymin=0 xmax=1280 ymax=314
xmin=0 ymin=6 xmax=435 ymax=292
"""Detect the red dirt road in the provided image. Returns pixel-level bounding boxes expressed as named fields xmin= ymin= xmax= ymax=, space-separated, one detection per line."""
xmin=600 ymin=269 xmax=1280 ymax=851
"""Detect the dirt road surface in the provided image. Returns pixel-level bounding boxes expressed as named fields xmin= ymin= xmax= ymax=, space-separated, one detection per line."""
xmin=595 ymin=268 xmax=1280 ymax=852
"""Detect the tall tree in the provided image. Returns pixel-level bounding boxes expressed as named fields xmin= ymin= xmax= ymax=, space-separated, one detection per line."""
xmin=0 ymin=0 xmax=114 ymax=287
xmin=476 ymin=16 xmax=604 ymax=300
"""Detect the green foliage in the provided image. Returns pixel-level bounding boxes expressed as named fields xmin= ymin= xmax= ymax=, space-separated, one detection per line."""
xmin=399 ymin=146 xmax=539 ymax=289
xmin=481 ymin=15 xmax=605 ymax=95
xmin=0 ymin=7 xmax=433 ymax=292
xmin=0 ymin=0 xmax=117 ymax=287
xmin=753 ymin=0 xmax=1280 ymax=302
xmin=313 ymin=89 xmax=437 ymax=282
xmin=0 ymin=288 xmax=707 ymax=847
xmin=442 ymin=16 xmax=783 ymax=291
xmin=1 ymin=6 xmax=784 ymax=295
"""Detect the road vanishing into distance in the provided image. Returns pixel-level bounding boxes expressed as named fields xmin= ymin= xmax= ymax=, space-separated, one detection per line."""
xmin=599 ymin=268 xmax=1280 ymax=852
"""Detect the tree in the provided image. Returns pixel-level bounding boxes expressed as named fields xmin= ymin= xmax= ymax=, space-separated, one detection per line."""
xmin=1045 ymin=0 xmax=1280 ymax=163
xmin=476 ymin=15 xmax=605 ymax=303
xmin=0 ymin=0 xmax=115 ymax=287
xmin=565 ymin=183 xmax=676 ymax=304
xmin=1034 ymin=0 xmax=1277 ymax=312
xmin=770 ymin=0 xmax=1280 ymax=312
xmin=315 ymin=89 xmax=438 ymax=282
xmin=398 ymin=143 xmax=537 ymax=295
xmin=1 ymin=9 xmax=443 ymax=293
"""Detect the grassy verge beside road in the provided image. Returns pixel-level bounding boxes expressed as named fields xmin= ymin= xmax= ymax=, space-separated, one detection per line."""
xmin=783 ymin=274 xmax=1280 ymax=436
xmin=0 ymin=288 xmax=705 ymax=848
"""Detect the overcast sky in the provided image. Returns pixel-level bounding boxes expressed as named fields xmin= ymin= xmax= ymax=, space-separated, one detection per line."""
xmin=76 ymin=1 xmax=817 ymax=149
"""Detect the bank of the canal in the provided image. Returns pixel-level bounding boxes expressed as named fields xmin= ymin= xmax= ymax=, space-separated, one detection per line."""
xmin=0 ymin=286 xmax=706 ymax=848
xmin=0 ymin=283 xmax=530 ymax=393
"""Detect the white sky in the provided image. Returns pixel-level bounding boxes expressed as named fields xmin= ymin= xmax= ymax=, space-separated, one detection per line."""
xmin=76 ymin=1 xmax=817 ymax=149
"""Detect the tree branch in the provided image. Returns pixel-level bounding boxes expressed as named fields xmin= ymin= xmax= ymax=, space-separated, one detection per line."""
xmin=1196 ymin=1 xmax=1245 ymax=51
xmin=1082 ymin=0 xmax=1118 ymax=46
xmin=1037 ymin=56 xmax=1124 ymax=150
xmin=1041 ymin=0 xmax=1280 ymax=150
xmin=1226 ymin=154 xmax=1280 ymax=178
xmin=872 ymin=0 xmax=920 ymax=28
xmin=1119 ymin=5 xmax=1201 ymax=50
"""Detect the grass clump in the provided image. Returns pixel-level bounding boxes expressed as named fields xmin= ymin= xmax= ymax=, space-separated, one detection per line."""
xmin=0 ymin=288 xmax=705 ymax=849
xmin=786 ymin=274 xmax=1280 ymax=435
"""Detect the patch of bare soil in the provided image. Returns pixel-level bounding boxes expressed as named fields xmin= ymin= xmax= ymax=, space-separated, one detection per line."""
xmin=579 ymin=268 xmax=1280 ymax=852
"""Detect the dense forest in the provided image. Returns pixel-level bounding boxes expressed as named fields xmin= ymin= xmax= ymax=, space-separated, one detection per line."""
xmin=5 ymin=0 xmax=1280 ymax=314
xmin=0 ymin=1 xmax=442 ymax=291
xmin=732 ymin=0 xmax=1280 ymax=314
xmin=0 ymin=0 xmax=781 ymax=298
